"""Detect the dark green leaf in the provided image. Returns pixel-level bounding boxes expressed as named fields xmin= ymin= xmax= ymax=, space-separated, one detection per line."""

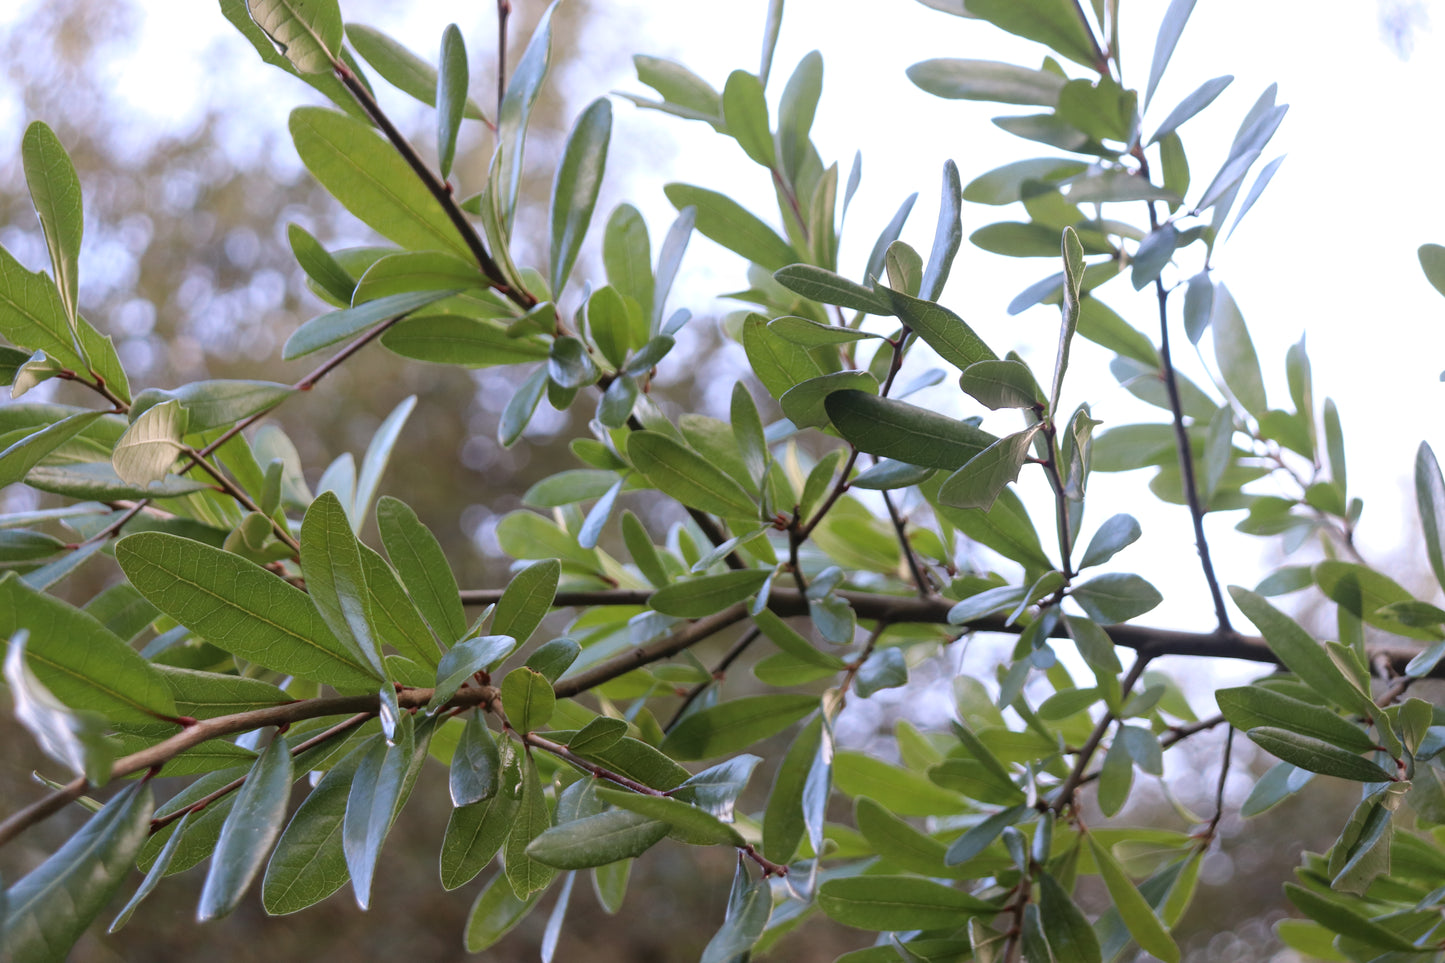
xmin=818 ymin=876 xmax=999 ymax=930
xmin=884 ymin=285 xmax=997 ymax=372
xmin=1420 ymin=244 xmax=1445 ymax=299
xmin=380 ymin=313 xmax=550 ymax=368
xmin=505 ymin=756 xmax=558 ymax=898
xmin=596 ymin=788 xmax=744 ymax=847
xmin=526 ymin=810 xmax=668 ymax=869
xmin=650 ymin=569 xmax=770 ymax=618
xmin=1283 ymin=883 xmax=1421 ymax=952
xmin=921 ymin=160 xmax=963 ymax=301
xmin=5 ymin=629 xmax=114 ymax=785
xmin=627 ymin=431 xmax=757 ymax=518
xmin=451 ymin=713 xmax=501 ymax=807
xmin=1246 ymin=728 xmax=1393 ymax=782
xmin=463 ymin=871 xmax=546 ymax=952
xmin=772 ymin=265 xmax=892 ymax=314
xmin=526 ymin=637 xmax=581 ymax=684
xmin=827 ymin=391 xmax=994 ymax=471
xmin=1229 ymin=587 xmax=1373 ymax=713
xmin=957 ymin=359 xmax=1042 ymax=410
xmin=937 ymin=425 xmax=1041 ymax=511
xmin=377 ymin=496 xmax=467 ymax=645
xmin=198 ymin=734 xmax=293 ymax=920
xmin=442 ymin=744 xmax=522 ymax=890
xmin=117 ymin=532 xmax=379 ymax=690
xmin=1218 ymin=686 xmax=1375 ymax=755
xmin=301 ymin=491 xmax=385 ymax=677
xmin=261 ymin=740 xmax=367 ymax=915
xmin=1038 ymin=869 xmax=1103 ymax=963
xmin=1418 ymin=443 xmax=1445 ymax=596
xmin=3 ymin=782 xmax=153 ymax=961
xmin=501 ymin=666 xmax=555 ymax=734
xmin=1087 ymin=833 xmax=1179 ymax=963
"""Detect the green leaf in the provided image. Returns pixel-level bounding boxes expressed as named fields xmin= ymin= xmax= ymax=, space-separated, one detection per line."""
xmin=500 ymin=666 xmax=555 ymax=734
xmin=1078 ymin=514 xmax=1142 ymax=569
xmin=627 ymin=431 xmax=756 ymax=519
xmin=1038 ymin=870 xmax=1103 ymax=963
xmin=117 ymin=532 xmax=379 ymax=690
xmin=260 ymin=742 xmax=365 ymax=915
xmin=596 ymin=788 xmax=744 ymax=847
xmin=526 ymin=809 xmax=668 ymax=869
xmin=884 ymin=285 xmax=997 ymax=372
xmin=567 ymin=716 xmax=628 ymax=756
xmin=826 ymin=391 xmax=994 ymax=471
xmin=664 ymin=184 xmax=796 ymax=271
xmin=1420 ymin=244 xmax=1445 ymax=299
xmin=246 ymin=0 xmax=342 ymax=73
xmin=1209 ymin=284 xmax=1266 ymax=416
xmin=769 ymin=316 xmax=879 ymax=347
xmin=1314 ymin=560 xmax=1443 ymax=642
xmin=493 ymin=559 xmax=560 ymax=646
xmin=1228 ymin=587 xmax=1373 ymax=713
xmin=742 ymin=312 xmax=825 ymax=399
xmin=818 ymin=876 xmax=1000 ymax=930
xmin=663 ymin=694 xmax=817 ymax=760
xmin=937 ymin=425 xmax=1041 ymax=511
xmin=1219 ymin=686 xmax=1376 ymax=754
xmin=777 ymin=51 xmax=823 ymax=182
xmin=650 ymin=569 xmax=770 ymax=618
xmin=549 ymin=98 xmax=612 ymax=296
xmin=0 ymin=411 xmax=105 ymax=489
xmin=301 ymin=491 xmax=386 ymax=678
xmin=380 ymin=312 xmax=549 ymax=368
xmin=762 ymin=716 xmax=820 ymax=862
xmin=289 ymin=107 xmax=469 ymax=258
xmin=722 ymin=70 xmax=775 ymax=167
xmin=345 ymin=24 xmax=486 ymax=123
xmin=112 ymin=400 xmax=184 ymax=487
xmin=966 ymin=0 xmax=1099 ymax=68
xmin=1071 ymin=573 xmax=1162 ymax=623
xmin=1283 ymin=883 xmax=1422 ymax=952
xmin=352 ymin=250 xmax=491 ymax=304
xmin=442 ymin=744 xmax=522 ymax=890
xmin=772 ymin=265 xmax=892 ymax=314
xmin=109 ymin=809 xmax=194 ymax=932
xmin=1417 ymin=443 xmax=1445 ymax=596
xmin=342 ymin=730 xmax=416 ymax=910
xmin=957 ymin=359 xmax=1042 ymax=410
xmin=781 ymin=371 xmax=879 ymax=429
xmin=1 ymin=575 xmax=176 ymax=723
xmin=285 ymin=288 xmax=457 ymax=359
xmin=700 ymin=870 xmax=771 ymax=963
xmin=1246 ymin=728 xmax=1393 ymax=782
xmin=377 ymin=496 xmax=467 ymax=645
xmin=3 ymin=782 xmax=153 ymax=962
xmin=450 ymin=712 xmax=501 ymax=807
xmin=22 ymin=122 xmax=84 ymax=343
xmin=505 ymin=755 xmax=558 ymax=898
xmin=198 ymin=734 xmax=293 ymax=920
xmin=435 ymin=24 xmax=468 ymax=180
xmin=5 ymin=629 xmax=114 ymax=785
xmin=464 ymin=870 xmax=546 ymax=952
xmin=907 ymin=58 xmax=1065 ymax=106
xmin=836 ymin=750 xmax=969 ymax=817
xmin=1086 ymin=833 xmax=1179 ymax=963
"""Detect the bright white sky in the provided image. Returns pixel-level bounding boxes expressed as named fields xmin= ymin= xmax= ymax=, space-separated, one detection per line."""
xmin=5 ymin=0 xmax=1445 ymax=649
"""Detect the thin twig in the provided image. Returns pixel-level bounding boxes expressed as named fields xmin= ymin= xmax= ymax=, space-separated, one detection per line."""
xmin=331 ymin=63 xmax=533 ymax=309
xmin=1051 ymin=654 xmax=1151 ymax=814
xmin=664 ymin=627 xmax=762 ymax=732
xmin=496 ymin=0 xmax=512 ymax=124
xmin=1199 ymin=725 xmax=1235 ymax=844
xmin=881 ymin=489 xmax=931 ymax=596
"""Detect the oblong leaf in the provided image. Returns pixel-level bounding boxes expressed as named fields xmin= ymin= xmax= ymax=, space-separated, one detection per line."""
xmin=1246 ymin=727 xmax=1394 ymax=783
xmin=663 ymin=183 xmax=795 ymax=271
xmin=550 ymin=98 xmax=612 ymax=296
xmin=826 ymin=391 xmax=995 ymax=470
xmin=246 ymin=0 xmax=342 ymax=73
xmin=662 ymin=694 xmax=818 ymax=760
xmin=650 ymin=569 xmax=771 ymax=618
xmin=526 ymin=810 xmax=668 ymax=869
xmin=818 ymin=876 xmax=999 ymax=930
xmin=198 ymin=734 xmax=294 ymax=921
xmin=627 ymin=431 xmax=756 ymax=519
xmin=116 ymin=532 xmax=380 ymax=690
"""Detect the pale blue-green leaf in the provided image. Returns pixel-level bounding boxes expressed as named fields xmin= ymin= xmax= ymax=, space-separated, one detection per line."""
xmin=1417 ymin=443 xmax=1445 ymax=595
xmin=653 ymin=206 xmax=695 ymax=332
xmin=1420 ymin=244 xmax=1445 ymax=299
xmin=284 ymin=289 xmax=455 ymax=359
xmin=938 ymin=426 xmax=1041 ymax=511
xmin=965 ymin=0 xmax=1099 ymax=68
xmin=1144 ymin=0 xmax=1197 ymax=109
xmin=772 ymin=265 xmax=892 ymax=314
xmin=353 ymin=394 xmax=415 ymax=528
xmin=1071 ymin=573 xmax=1162 ymax=623
xmin=776 ymin=51 xmax=822 ymax=182
xmin=1210 ymin=284 xmax=1266 ymax=416
xmin=550 ymin=98 xmax=612 ymax=296
xmin=496 ymin=4 xmax=557 ymax=228
xmin=908 ymin=58 xmax=1064 ymax=106
xmin=1225 ymin=154 xmax=1285 ymax=241
xmin=700 ymin=875 xmax=772 ymax=963
xmin=1149 ymin=75 xmax=1232 ymax=144
xmin=884 ymin=285 xmax=996 ymax=372
xmin=920 ymin=160 xmax=963 ymax=302
xmin=1079 ymin=514 xmax=1142 ymax=569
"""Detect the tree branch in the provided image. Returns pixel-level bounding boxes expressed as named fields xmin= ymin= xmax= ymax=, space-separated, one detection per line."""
xmin=1051 ymin=655 xmax=1151 ymax=814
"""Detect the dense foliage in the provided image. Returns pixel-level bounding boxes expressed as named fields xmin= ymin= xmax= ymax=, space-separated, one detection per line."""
xmin=5 ymin=1 xmax=1445 ymax=960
